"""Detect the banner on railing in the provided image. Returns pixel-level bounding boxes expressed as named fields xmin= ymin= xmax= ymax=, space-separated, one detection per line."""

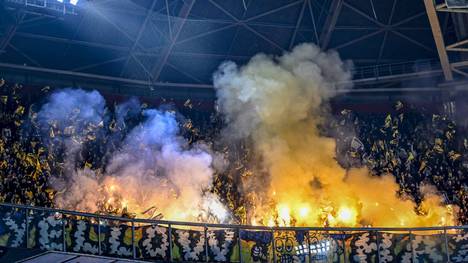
xmin=0 ymin=207 xmax=467 ymax=262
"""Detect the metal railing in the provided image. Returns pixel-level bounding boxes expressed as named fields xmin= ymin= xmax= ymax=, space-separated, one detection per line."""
xmin=351 ymin=59 xmax=443 ymax=80
xmin=0 ymin=202 xmax=466 ymax=262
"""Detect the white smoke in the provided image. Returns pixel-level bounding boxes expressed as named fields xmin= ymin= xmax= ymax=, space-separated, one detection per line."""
xmin=34 ymin=43 xmax=454 ymax=227
xmin=38 ymin=89 xmax=228 ymax=222
xmin=214 ymin=43 xmax=352 ymax=139
xmin=39 ymin=89 xmax=106 ymax=126
xmin=213 ymin=43 xmax=453 ymax=227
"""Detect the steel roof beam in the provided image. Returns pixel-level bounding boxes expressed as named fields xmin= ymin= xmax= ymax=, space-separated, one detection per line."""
xmin=120 ymin=0 xmax=160 ymax=77
xmin=0 ymin=60 xmax=445 ymax=90
xmin=423 ymin=0 xmax=453 ymax=81
xmin=12 ymin=32 xmax=168 ymax=57
xmin=150 ymin=0 xmax=195 ymax=82
xmin=0 ymin=12 xmax=25 ymax=53
xmin=307 ymin=0 xmax=320 ymax=44
xmin=377 ymin=0 xmax=397 ymax=64
xmin=319 ymin=0 xmax=342 ymax=49
xmin=7 ymin=31 xmax=253 ymax=62
xmin=243 ymin=0 xmax=303 ymax=23
xmin=0 ymin=62 xmax=212 ymax=89
xmin=0 ymin=62 xmax=449 ymax=95
xmin=207 ymin=0 xmax=286 ymax=52
xmin=14 ymin=32 xmax=133 ymax=52
xmin=289 ymin=0 xmax=307 ymax=49
xmin=334 ymin=29 xmax=385 ymax=50
xmin=390 ymin=30 xmax=435 ymax=52
xmin=343 ymin=2 xmax=385 ymax=27
xmin=8 ymin=44 xmax=42 ymax=67
xmin=71 ymin=57 xmax=127 ymax=71
xmin=92 ymin=6 xmax=147 ymax=52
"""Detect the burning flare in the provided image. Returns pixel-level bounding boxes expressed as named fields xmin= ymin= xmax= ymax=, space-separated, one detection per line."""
xmin=39 ymin=90 xmax=228 ymax=223
xmin=36 ymin=44 xmax=457 ymax=227
xmin=214 ymin=43 xmax=456 ymax=227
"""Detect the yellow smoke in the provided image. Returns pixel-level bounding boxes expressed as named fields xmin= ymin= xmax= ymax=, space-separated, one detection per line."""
xmin=214 ymin=43 xmax=455 ymax=227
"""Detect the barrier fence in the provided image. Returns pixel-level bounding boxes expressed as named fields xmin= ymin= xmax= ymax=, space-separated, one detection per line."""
xmin=0 ymin=203 xmax=466 ymax=262
xmin=351 ymin=59 xmax=442 ymax=81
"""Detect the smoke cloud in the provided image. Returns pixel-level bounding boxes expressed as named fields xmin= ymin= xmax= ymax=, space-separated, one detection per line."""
xmin=38 ymin=89 xmax=107 ymax=174
xmin=34 ymin=43 xmax=455 ymax=227
xmin=38 ymin=89 xmax=227 ymax=222
xmin=213 ymin=43 xmax=453 ymax=227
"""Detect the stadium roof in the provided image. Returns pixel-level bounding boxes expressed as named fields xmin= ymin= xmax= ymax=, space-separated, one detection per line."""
xmin=0 ymin=0 xmax=466 ymax=91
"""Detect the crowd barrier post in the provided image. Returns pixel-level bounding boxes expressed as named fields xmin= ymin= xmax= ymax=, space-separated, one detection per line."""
xmin=271 ymin=229 xmax=276 ymax=263
xmin=237 ymin=227 xmax=242 ymax=263
xmin=443 ymin=228 xmax=450 ymax=262
xmin=204 ymin=225 xmax=209 ymax=262
xmin=376 ymin=230 xmax=381 ymax=263
xmin=342 ymin=231 xmax=348 ymax=263
xmin=62 ymin=213 xmax=66 ymax=252
xmin=97 ymin=216 xmax=101 ymax=255
xmin=306 ymin=230 xmax=312 ymax=263
xmin=409 ymin=230 xmax=416 ymax=262
xmin=168 ymin=223 xmax=173 ymax=262
xmin=131 ymin=220 xmax=136 ymax=259
xmin=24 ymin=208 xmax=29 ymax=249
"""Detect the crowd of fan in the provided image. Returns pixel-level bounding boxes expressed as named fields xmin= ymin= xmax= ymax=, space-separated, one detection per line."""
xmin=0 ymin=79 xmax=467 ymax=224
xmin=0 ymin=80 xmax=217 ymax=210
xmin=0 ymin=81 xmax=53 ymax=207
xmin=333 ymin=103 xmax=468 ymax=223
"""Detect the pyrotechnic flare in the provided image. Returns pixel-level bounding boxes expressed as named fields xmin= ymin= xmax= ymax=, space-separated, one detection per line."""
xmin=35 ymin=43 xmax=456 ymax=227
xmin=214 ymin=43 xmax=455 ymax=227
xmin=38 ymin=89 xmax=228 ymax=223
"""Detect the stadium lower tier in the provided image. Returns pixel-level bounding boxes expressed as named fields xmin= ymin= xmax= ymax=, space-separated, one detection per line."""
xmin=0 ymin=203 xmax=466 ymax=262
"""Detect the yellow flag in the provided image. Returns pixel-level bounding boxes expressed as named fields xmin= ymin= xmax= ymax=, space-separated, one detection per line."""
xmin=35 ymin=159 xmax=42 ymax=173
xmin=434 ymin=145 xmax=443 ymax=153
xmin=446 ymin=131 xmax=453 ymax=140
xmin=419 ymin=161 xmax=426 ymax=172
xmin=384 ymin=114 xmax=392 ymax=128
xmin=84 ymin=161 xmax=92 ymax=169
xmin=15 ymin=106 xmax=25 ymax=116
xmin=434 ymin=138 xmax=443 ymax=153
xmin=448 ymin=151 xmax=461 ymax=161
